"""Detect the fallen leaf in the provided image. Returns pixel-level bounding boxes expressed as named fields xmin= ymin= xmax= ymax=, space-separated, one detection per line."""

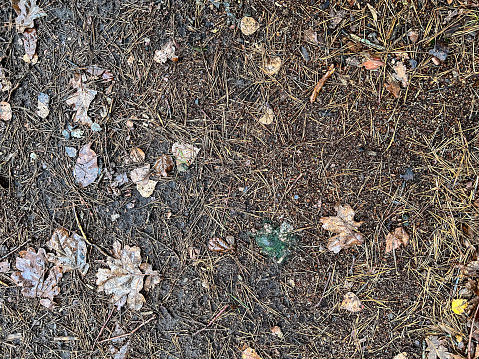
xmin=46 ymin=228 xmax=89 ymax=276
xmin=262 ymin=56 xmax=282 ymax=76
xmin=153 ymin=40 xmax=178 ymax=63
xmin=258 ymin=104 xmax=274 ymax=125
xmin=11 ymin=247 xmax=63 ymax=309
xmin=408 ymin=30 xmax=419 ymax=43
xmin=304 ymin=29 xmax=319 ymax=44
xmin=320 ymin=203 xmax=364 ymax=253
xmin=451 ymin=298 xmax=467 ymax=315
xmin=208 ymin=236 xmax=235 ymax=253
xmin=0 ymin=102 xmax=12 ymax=121
xmin=65 ymin=74 xmax=97 ymax=126
xmin=271 ymin=326 xmax=284 ymax=338
xmin=96 ymin=241 xmax=161 ymax=310
xmin=65 ymin=147 xmax=76 ymax=157
xmin=385 ymin=227 xmax=409 ymax=253
xmin=0 ymin=260 xmax=10 ymax=272
xmin=384 ymin=79 xmax=401 ymax=98
xmin=37 ymin=92 xmax=49 ymax=118
xmin=242 ymin=347 xmax=262 ymax=359
xmin=367 ymin=3 xmax=378 ymax=24
xmin=429 ymin=45 xmax=449 ymax=62
xmin=129 ymin=147 xmax=145 ymax=163
xmin=340 ymin=292 xmax=363 ymax=312
xmin=240 ymin=16 xmax=260 ymax=35
xmin=392 ymin=61 xmax=408 ymax=87
xmin=153 ymin=154 xmax=174 ymax=177
xmin=362 ymin=59 xmax=385 ymax=70
xmin=393 ymin=353 xmax=408 ymax=359
xmin=464 ymin=260 xmax=479 ymax=277
xmin=130 ymin=164 xmax=150 ymax=186
xmin=12 ymin=0 xmax=46 ymax=33
xmin=74 ymin=143 xmax=99 ymax=187
xmin=310 ymin=64 xmax=335 ymax=103
xmin=136 ymin=179 xmax=158 ymax=198
xmin=172 ymin=142 xmax=200 ymax=172
xmin=109 ymin=322 xmax=130 ymax=359
xmin=329 ymin=9 xmax=347 ymax=29
xmin=426 ymin=336 xmax=453 ymax=359
xmin=0 ymin=68 xmax=12 ymax=92
xmin=22 ymin=28 xmax=37 ymax=60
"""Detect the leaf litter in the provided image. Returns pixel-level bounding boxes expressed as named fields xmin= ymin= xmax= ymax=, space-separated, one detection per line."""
xmin=153 ymin=154 xmax=174 ymax=177
xmin=0 ymin=102 xmax=12 ymax=121
xmin=262 ymin=56 xmax=282 ymax=76
xmin=392 ymin=61 xmax=408 ymax=87
xmin=258 ymin=103 xmax=274 ymax=125
xmin=240 ymin=16 xmax=260 ymax=36
xmin=65 ymin=73 xmax=97 ymax=126
xmin=154 ymin=40 xmax=178 ymax=63
xmin=208 ymin=236 xmax=235 ymax=253
xmin=172 ymin=142 xmax=200 ymax=172
xmin=425 ymin=336 xmax=453 ymax=359
xmin=310 ymin=64 xmax=335 ymax=103
xmin=46 ymin=228 xmax=89 ymax=276
xmin=340 ymin=292 xmax=363 ymax=312
xmin=96 ymin=241 xmax=161 ymax=311
xmin=74 ymin=143 xmax=99 ymax=187
xmin=242 ymin=347 xmax=263 ymax=359
xmin=385 ymin=227 xmax=409 ymax=253
xmin=320 ymin=203 xmax=364 ymax=253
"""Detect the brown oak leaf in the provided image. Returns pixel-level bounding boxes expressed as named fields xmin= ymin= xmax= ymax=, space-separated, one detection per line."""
xmin=385 ymin=227 xmax=409 ymax=253
xmin=46 ymin=228 xmax=89 ymax=275
xmin=320 ymin=203 xmax=364 ymax=253
xmin=65 ymin=73 xmax=97 ymax=126
xmin=11 ymin=247 xmax=63 ymax=309
xmin=12 ymin=0 xmax=46 ymax=33
xmin=74 ymin=143 xmax=99 ymax=187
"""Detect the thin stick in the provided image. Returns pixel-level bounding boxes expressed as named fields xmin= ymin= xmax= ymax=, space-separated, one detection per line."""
xmin=98 ymin=316 xmax=156 ymax=344
xmin=91 ymin=307 xmax=114 ymax=350
xmin=468 ymin=303 xmax=479 ymax=359
xmin=73 ymin=206 xmax=109 ymax=257
xmin=193 ymin=305 xmax=229 ymax=336
xmin=314 ymin=272 xmax=332 ymax=308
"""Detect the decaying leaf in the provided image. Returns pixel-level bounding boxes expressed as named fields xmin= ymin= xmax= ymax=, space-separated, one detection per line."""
xmin=242 ymin=347 xmax=263 ymax=359
xmin=271 ymin=326 xmax=284 ymax=338
xmin=310 ymin=64 xmax=335 ymax=103
xmin=384 ymin=78 xmax=401 ymax=98
xmin=66 ymin=73 xmax=97 ymax=126
xmin=240 ymin=16 xmax=260 ymax=36
xmin=130 ymin=164 xmax=150 ymax=186
xmin=37 ymin=92 xmax=49 ymax=118
xmin=262 ymin=56 xmax=282 ymax=76
xmin=129 ymin=147 xmax=145 ymax=163
xmin=362 ymin=58 xmax=385 ymax=70
xmin=425 ymin=336 xmax=453 ymax=359
xmin=451 ymin=298 xmax=467 ymax=315
xmin=96 ymin=241 xmax=161 ymax=310
xmin=153 ymin=154 xmax=174 ymax=177
xmin=153 ymin=40 xmax=178 ymax=63
xmin=109 ymin=322 xmax=130 ymax=359
xmin=393 ymin=353 xmax=408 ymax=359
xmin=22 ymin=28 xmax=38 ymax=61
xmin=304 ymin=29 xmax=319 ymax=44
xmin=392 ymin=61 xmax=408 ymax=87
xmin=340 ymin=292 xmax=363 ymax=312
xmin=0 ymin=261 xmax=10 ymax=273
xmin=74 ymin=143 xmax=99 ymax=187
xmin=12 ymin=0 xmax=46 ymax=33
xmin=208 ymin=236 xmax=235 ymax=253
xmin=46 ymin=228 xmax=89 ymax=276
xmin=320 ymin=203 xmax=364 ymax=253
xmin=0 ymin=102 xmax=12 ymax=121
xmin=11 ymin=247 xmax=63 ymax=309
xmin=136 ymin=179 xmax=158 ymax=198
xmin=0 ymin=68 xmax=12 ymax=92
xmin=172 ymin=142 xmax=200 ymax=172
xmin=258 ymin=104 xmax=274 ymax=125
xmin=385 ymin=227 xmax=409 ymax=253
xmin=329 ymin=9 xmax=347 ymax=29
xmin=408 ymin=30 xmax=419 ymax=43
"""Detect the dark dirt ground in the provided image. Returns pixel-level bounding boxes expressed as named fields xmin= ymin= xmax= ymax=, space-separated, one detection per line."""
xmin=1 ymin=0 xmax=479 ymax=358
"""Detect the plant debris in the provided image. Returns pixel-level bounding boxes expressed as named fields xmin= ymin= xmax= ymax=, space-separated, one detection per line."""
xmin=329 ymin=9 xmax=347 ymax=29
xmin=46 ymin=228 xmax=89 ymax=276
xmin=153 ymin=154 xmax=174 ymax=177
xmin=240 ymin=16 xmax=260 ymax=36
xmin=255 ymin=221 xmax=295 ymax=264
xmin=11 ymin=247 xmax=63 ymax=309
xmin=425 ymin=336 xmax=453 ymax=359
xmin=109 ymin=322 xmax=130 ymax=359
xmin=37 ymin=92 xmax=49 ymax=118
xmin=451 ymin=298 xmax=467 ymax=315
xmin=0 ymin=68 xmax=12 ymax=92
xmin=0 ymin=102 xmax=12 ymax=121
xmin=208 ymin=236 xmax=235 ymax=253
xmin=129 ymin=147 xmax=145 ymax=163
xmin=310 ymin=64 xmax=335 ymax=103
xmin=392 ymin=61 xmax=408 ymax=87
xmin=320 ymin=203 xmax=364 ymax=253
xmin=242 ymin=347 xmax=263 ymax=359
xmin=340 ymin=292 xmax=363 ymax=312
xmin=136 ymin=179 xmax=158 ymax=198
xmin=0 ymin=261 xmax=10 ymax=273
xmin=12 ymin=0 xmax=46 ymax=33
xmin=385 ymin=227 xmax=409 ymax=253
xmin=262 ymin=56 xmax=282 ymax=76
xmin=96 ymin=241 xmax=161 ymax=311
xmin=172 ymin=142 xmax=200 ymax=172
xmin=74 ymin=143 xmax=99 ymax=187
xmin=66 ymin=73 xmax=97 ymax=126
xmin=384 ymin=78 xmax=401 ymax=98
xmin=362 ymin=58 xmax=385 ymax=70
xmin=130 ymin=164 xmax=150 ymax=186
xmin=258 ymin=103 xmax=274 ymax=125
xmin=304 ymin=29 xmax=319 ymax=44
xmin=271 ymin=326 xmax=284 ymax=338
xmin=153 ymin=40 xmax=178 ymax=63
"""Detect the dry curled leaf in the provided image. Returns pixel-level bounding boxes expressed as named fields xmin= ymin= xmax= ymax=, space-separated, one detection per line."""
xmin=310 ymin=64 xmax=335 ymax=103
xmin=74 ymin=143 xmax=98 ymax=187
xmin=258 ymin=104 xmax=274 ymax=125
xmin=385 ymin=227 xmax=409 ymax=253
xmin=340 ymin=292 xmax=363 ymax=312
xmin=320 ymin=203 xmax=364 ymax=253
xmin=136 ymin=179 xmax=158 ymax=198
xmin=129 ymin=147 xmax=145 ymax=163
xmin=240 ymin=16 xmax=260 ymax=36
xmin=154 ymin=40 xmax=178 ymax=63
xmin=242 ymin=347 xmax=263 ymax=359
xmin=0 ymin=102 xmax=12 ymax=121
xmin=12 ymin=0 xmax=46 ymax=33
xmin=23 ymin=28 xmax=37 ymax=61
xmin=130 ymin=164 xmax=150 ymax=186
xmin=11 ymin=247 xmax=63 ymax=309
xmin=65 ymin=74 xmax=97 ymax=126
xmin=46 ymin=228 xmax=89 ymax=275
xmin=392 ymin=61 xmax=408 ymax=87
xmin=263 ymin=56 xmax=282 ymax=76
xmin=384 ymin=78 xmax=401 ymax=98
xmin=208 ymin=236 xmax=235 ymax=253
xmin=153 ymin=154 xmax=174 ymax=177
xmin=362 ymin=58 xmax=385 ymax=70
xmin=96 ymin=241 xmax=161 ymax=311
xmin=172 ymin=142 xmax=200 ymax=172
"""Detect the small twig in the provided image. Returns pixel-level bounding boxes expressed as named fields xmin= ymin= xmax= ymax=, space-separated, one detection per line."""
xmin=468 ymin=303 xmax=479 ymax=359
xmin=92 ymin=307 xmax=114 ymax=350
xmin=98 ymin=316 xmax=156 ymax=344
xmin=314 ymin=272 xmax=332 ymax=308
xmin=73 ymin=206 xmax=109 ymax=257
xmin=193 ymin=304 xmax=229 ymax=336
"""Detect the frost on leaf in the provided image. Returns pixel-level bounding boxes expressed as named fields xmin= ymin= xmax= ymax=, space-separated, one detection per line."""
xmin=172 ymin=142 xmax=200 ymax=172
xmin=12 ymin=0 xmax=46 ymax=33
xmin=11 ymin=247 xmax=63 ymax=309
xmin=425 ymin=336 xmax=453 ymax=359
xmin=96 ymin=241 xmax=161 ymax=311
xmin=154 ymin=40 xmax=178 ymax=64
xmin=65 ymin=73 xmax=97 ymax=126
xmin=340 ymin=292 xmax=363 ymax=312
xmin=320 ymin=203 xmax=364 ymax=253
xmin=46 ymin=228 xmax=89 ymax=276
xmin=74 ymin=143 xmax=99 ymax=187
xmin=385 ymin=227 xmax=409 ymax=253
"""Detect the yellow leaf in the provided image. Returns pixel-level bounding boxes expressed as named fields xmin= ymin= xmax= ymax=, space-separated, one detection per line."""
xmin=452 ymin=299 xmax=467 ymax=314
